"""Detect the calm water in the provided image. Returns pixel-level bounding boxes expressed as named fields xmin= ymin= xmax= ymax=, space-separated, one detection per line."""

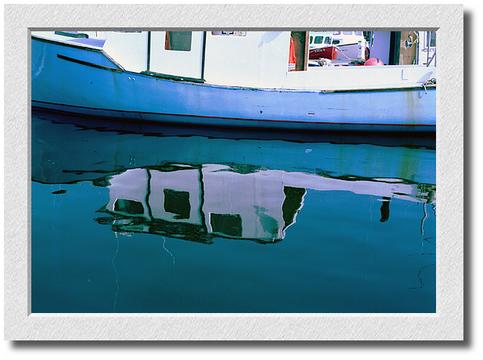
xmin=31 ymin=110 xmax=436 ymax=313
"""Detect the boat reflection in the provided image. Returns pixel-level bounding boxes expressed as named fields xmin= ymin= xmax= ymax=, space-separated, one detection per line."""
xmin=94 ymin=163 xmax=435 ymax=244
xmin=32 ymin=111 xmax=436 ymax=245
xmin=31 ymin=111 xmax=437 ymax=313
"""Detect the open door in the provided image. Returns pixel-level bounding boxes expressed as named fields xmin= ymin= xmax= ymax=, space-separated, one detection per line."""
xmin=148 ymin=31 xmax=205 ymax=80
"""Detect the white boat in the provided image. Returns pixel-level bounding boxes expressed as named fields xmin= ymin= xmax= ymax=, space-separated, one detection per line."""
xmin=308 ymin=31 xmax=368 ymax=62
xmin=31 ymin=31 xmax=436 ymax=132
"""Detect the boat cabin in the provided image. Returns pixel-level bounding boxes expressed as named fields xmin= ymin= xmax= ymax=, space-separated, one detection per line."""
xmin=32 ymin=30 xmax=437 ymax=91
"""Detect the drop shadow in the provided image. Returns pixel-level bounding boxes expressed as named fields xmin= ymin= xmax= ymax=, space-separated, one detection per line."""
xmin=462 ymin=8 xmax=472 ymax=348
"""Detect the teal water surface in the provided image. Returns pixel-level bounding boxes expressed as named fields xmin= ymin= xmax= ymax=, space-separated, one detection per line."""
xmin=31 ymin=111 xmax=436 ymax=313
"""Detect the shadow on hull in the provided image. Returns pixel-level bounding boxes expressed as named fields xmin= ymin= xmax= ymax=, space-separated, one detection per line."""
xmin=32 ymin=108 xmax=436 ymax=149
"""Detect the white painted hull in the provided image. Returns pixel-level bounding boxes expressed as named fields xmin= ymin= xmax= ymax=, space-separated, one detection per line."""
xmin=32 ymin=36 xmax=436 ymax=133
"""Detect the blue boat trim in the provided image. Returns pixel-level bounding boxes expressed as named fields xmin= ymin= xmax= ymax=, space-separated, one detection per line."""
xmin=57 ymin=54 xmax=122 ymax=72
xmin=32 ymin=100 xmax=434 ymax=128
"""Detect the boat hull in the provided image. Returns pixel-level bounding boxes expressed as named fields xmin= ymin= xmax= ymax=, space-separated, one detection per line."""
xmin=310 ymin=43 xmax=367 ymax=62
xmin=309 ymin=46 xmax=338 ymax=60
xmin=31 ymin=36 xmax=436 ymax=133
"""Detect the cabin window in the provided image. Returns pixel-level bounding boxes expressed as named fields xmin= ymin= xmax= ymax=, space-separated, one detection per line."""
xmin=332 ymin=39 xmax=341 ymax=45
xmin=314 ymin=36 xmax=324 ymax=44
xmin=210 ymin=213 xmax=242 ymax=237
xmin=324 ymin=37 xmax=332 ymax=44
xmin=164 ymin=189 xmax=191 ymax=219
xmin=309 ymin=35 xmax=313 ymax=44
xmin=165 ymin=31 xmax=192 ymax=51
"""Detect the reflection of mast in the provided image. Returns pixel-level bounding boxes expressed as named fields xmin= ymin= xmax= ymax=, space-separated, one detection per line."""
xmin=198 ymin=167 xmax=208 ymax=236
xmin=420 ymin=202 xmax=428 ymax=238
xmin=419 ymin=202 xmax=434 ymax=255
xmin=111 ymin=233 xmax=120 ymax=312
xmin=145 ymin=169 xmax=153 ymax=219
xmin=379 ymin=197 xmax=391 ymax=222
xmin=417 ymin=183 xmax=435 ymax=250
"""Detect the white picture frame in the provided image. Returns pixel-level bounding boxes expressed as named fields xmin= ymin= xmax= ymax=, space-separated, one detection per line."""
xmin=4 ymin=4 xmax=463 ymax=341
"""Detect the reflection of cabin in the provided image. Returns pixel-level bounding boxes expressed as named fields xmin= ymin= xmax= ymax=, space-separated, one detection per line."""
xmin=98 ymin=163 xmax=436 ymax=244
xmin=101 ymin=165 xmax=306 ymax=244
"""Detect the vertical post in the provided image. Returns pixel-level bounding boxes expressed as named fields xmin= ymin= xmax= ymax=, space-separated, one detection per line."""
xmin=291 ymin=31 xmax=308 ymax=71
xmin=415 ymin=31 xmax=420 ymax=64
xmin=426 ymin=32 xmax=430 ymax=65
xmin=147 ymin=31 xmax=151 ymax=71
xmin=303 ymin=31 xmax=309 ymax=71
xmin=389 ymin=31 xmax=401 ymax=65
xmin=201 ymin=31 xmax=207 ymax=80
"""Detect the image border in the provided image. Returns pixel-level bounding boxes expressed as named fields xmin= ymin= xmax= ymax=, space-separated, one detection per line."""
xmin=4 ymin=4 xmax=463 ymax=341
